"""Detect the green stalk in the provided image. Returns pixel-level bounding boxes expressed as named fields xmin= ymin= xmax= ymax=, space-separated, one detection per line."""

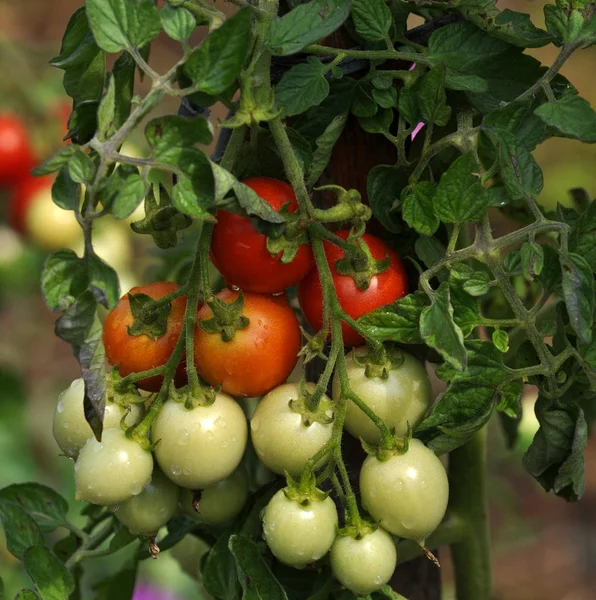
xmin=448 ymin=428 xmax=492 ymax=600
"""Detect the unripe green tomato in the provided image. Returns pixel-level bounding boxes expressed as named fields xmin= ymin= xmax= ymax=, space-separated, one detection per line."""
xmin=152 ymin=393 xmax=248 ymax=489
xmin=111 ymin=469 xmax=179 ymax=535
xmin=250 ymin=383 xmax=333 ymax=476
xmin=262 ymin=489 xmax=338 ymax=569
xmin=170 ymin=534 xmax=211 ymax=580
xmin=332 ymin=347 xmax=432 ymax=444
xmin=53 ymin=378 xmax=144 ymax=459
xmin=74 ymin=429 xmax=153 ymax=505
xmin=360 ymin=439 xmax=448 ymax=543
xmin=180 ymin=469 xmax=249 ymax=524
xmin=330 ymin=528 xmax=397 ymax=595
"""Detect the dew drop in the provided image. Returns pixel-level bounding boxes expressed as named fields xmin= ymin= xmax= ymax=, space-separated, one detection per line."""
xmin=297 ymin=549 xmax=305 ymax=556
xmin=87 ymin=483 xmax=94 ymax=490
xmin=130 ymin=480 xmax=143 ymax=495
xmin=251 ymin=418 xmax=261 ymax=432
xmin=178 ymin=430 xmax=189 ymax=445
xmin=313 ymin=551 xmax=323 ymax=560
xmin=171 ymin=464 xmax=182 ymax=476
xmin=215 ymin=417 xmax=226 ymax=428
xmin=221 ymin=440 xmax=229 ymax=448
xmin=375 ymin=575 xmax=383 ymax=584
xmin=111 ymin=505 xmax=119 ymax=512
xmin=74 ymin=462 xmax=80 ymax=471
xmin=56 ymin=400 xmax=65 ymax=413
xmin=63 ymin=422 xmax=69 ymax=429
xmin=183 ymin=467 xmax=191 ymax=475
xmin=401 ymin=519 xmax=413 ymax=530
xmin=269 ymin=522 xmax=276 ymax=531
xmin=231 ymin=435 xmax=236 ymax=442
xmin=207 ymin=431 xmax=214 ymax=439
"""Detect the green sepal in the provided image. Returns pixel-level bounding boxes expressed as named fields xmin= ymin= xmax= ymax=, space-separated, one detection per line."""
xmin=265 ymin=205 xmax=310 ymax=264
xmin=127 ymin=292 xmax=171 ymax=339
xmin=105 ymin=368 xmax=145 ymax=407
xmin=298 ymin=327 xmax=328 ymax=363
xmin=336 ymin=519 xmax=378 ymax=541
xmin=361 ymin=424 xmax=412 ymax=462
xmin=198 ymin=293 xmax=250 ymax=342
xmin=168 ymin=384 xmax=216 ymax=410
xmin=288 ymin=379 xmax=334 ymax=427
xmin=334 ymin=235 xmax=391 ymax=291
xmin=352 ymin=344 xmax=405 ymax=379
xmin=313 ymin=185 xmax=372 ymax=225
xmin=282 ymin=478 xmax=329 ymax=506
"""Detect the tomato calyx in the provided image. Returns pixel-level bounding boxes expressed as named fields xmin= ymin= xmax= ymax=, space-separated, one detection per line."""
xmin=289 ymin=380 xmax=334 ymax=427
xmin=337 ymin=519 xmax=378 ymax=541
xmin=313 ymin=186 xmax=372 ymax=225
xmin=169 ymin=383 xmax=216 ymax=410
xmin=197 ymin=292 xmax=250 ymax=342
xmin=106 ymin=369 xmax=146 ymax=407
xmin=298 ymin=327 xmax=328 ymax=363
xmin=352 ymin=344 xmax=406 ymax=380
xmin=362 ymin=426 xmax=412 ymax=462
xmin=127 ymin=292 xmax=172 ymax=339
xmin=283 ymin=476 xmax=329 ymax=506
xmin=265 ymin=208 xmax=310 ymax=264
xmin=334 ymin=233 xmax=391 ymax=291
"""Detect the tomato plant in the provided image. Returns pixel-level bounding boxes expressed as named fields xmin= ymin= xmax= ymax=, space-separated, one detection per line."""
xmin=2 ymin=1 xmax=596 ymax=599
xmin=210 ymin=177 xmax=314 ymax=293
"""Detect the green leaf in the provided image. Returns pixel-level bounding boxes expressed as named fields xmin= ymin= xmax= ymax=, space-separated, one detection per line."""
xmin=32 ymin=146 xmax=79 ymax=177
xmin=52 ymin=166 xmax=81 ymax=211
xmin=417 ymin=383 xmax=497 ymax=454
xmin=367 ymin=165 xmax=405 ymax=234
xmin=420 ymin=282 xmax=467 ymax=371
xmin=146 ymin=115 xmax=213 ymax=154
xmin=372 ymin=86 xmax=397 ymax=109
xmin=41 ymin=250 xmax=88 ymax=312
xmin=356 ymin=292 xmax=429 ymax=344
xmin=496 ymin=131 xmax=543 ymax=201
xmin=450 ymin=284 xmax=483 ymax=336
xmin=462 ymin=271 xmax=491 ymax=296
xmin=86 ymin=0 xmax=162 ymax=53
xmin=275 ymin=57 xmax=330 ymax=117
xmin=87 ymin=252 xmax=120 ymax=309
xmin=229 ymin=535 xmax=289 ymax=600
xmin=203 ymin=533 xmax=240 ymax=600
xmin=520 ymin=241 xmax=544 ymax=281
xmin=0 ymin=484 xmax=68 ymax=533
xmin=492 ymin=329 xmax=510 ymax=353
xmin=523 ymin=396 xmax=587 ymax=501
xmin=351 ymin=0 xmax=392 ymax=42
xmin=94 ymin=563 xmax=137 ymax=600
xmin=24 ymin=546 xmax=75 ymax=600
xmin=55 ymin=291 xmax=106 ymax=440
xmin=535 ymin=95 xmax=596 ymax=143
xmin=97 ymin=73 xmax=116 ymax=141
xmin=68 ymin=149 xmax=96 ymax=185
xmin=0 ymin=502 xmax=44 ymax=559
xmin=14 ymin=591 xmax=40 ymax=600
xmin=184 ymin=8 xmax=252 ymax=95
xmin=433 ymin=152 xmax=488 ymax=223
xmin=307 ymin=113 xmax=347 ymax=187
xmin=415 ymin=235 xmax=446 ymax=272
xmin=112 ymin=51 xmax=136 ymax=131
xmin=111 ymin=172 xmax=148 ymax=219
xmin=560 ymin=252 xmax=595 ymax=345
xmin=266 ymin=0 xmax=351 ymax=55
xmin=473 ymin=9 xmax=552 ymax=48
xmin=161 ymin=4 xmax=196 ymax=42
xmin=401 ymin=181 xmax=439 ymax=236
xmin=569 ymin=200 xmax=596 ymax=273
xmin=444 ymin=70 xmax=487 ymax=93
xmin=351 ymin=82 xmax=377 ymax=118
xmin=538 ymin=244 xmax=563 ymax=292
xmin=418 ymin=67 xmax=451 ymax=127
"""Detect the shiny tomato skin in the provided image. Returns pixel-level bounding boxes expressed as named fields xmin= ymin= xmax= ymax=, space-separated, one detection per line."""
xmin=103 ymin=282 xmax=188 ymax=391
xmin=210 ymin=177 xmax=313 ymax=293
xmin=298 ymin=231 xmax=408 ymax=346
xmin=194 ymin=289 xmax=301 ymax=397
xmin=0 ymin=114 xmax=35 ymax=188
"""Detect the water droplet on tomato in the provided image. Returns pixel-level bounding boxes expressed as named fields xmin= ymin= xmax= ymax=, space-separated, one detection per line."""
xmin=130 ymin=480 xmax=143 ymax=495
xmin=178 ymin=430 xmax=189 ymax=445
xmin=215 ymin=417 xmax=226 ymax=428
xmin=171 ymin=465 xmax=181 ymax=476
xmin=251 ymin=418 xmax=260 ymax=432
xmin=56 ymin=400 xmax=65 ymax=413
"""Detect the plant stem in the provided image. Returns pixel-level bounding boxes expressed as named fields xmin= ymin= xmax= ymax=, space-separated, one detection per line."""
xmin=65 ymin=518 xmax=116 ymax=569
xmin=448 ymin=427 xmax=492 ymax=600
xmin=219 ymin=125 xmax=247 ymax=172
xmin=305 ymin=44 xmax=431 ymax=66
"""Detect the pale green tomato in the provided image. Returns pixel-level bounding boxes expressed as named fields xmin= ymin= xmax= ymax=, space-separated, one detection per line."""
xmin=250 ymin=383 xmax=333 ymax=476
xmin=152 ymin=393 xmax=248 ymax=489
xmin=111 ymin=468 xmax=179 ymax=535
xmin=74 ymin=429 xmax=153 ymax=505
xmin=360 ymin=439 xmax=448 ymax=543
xmin=262 ymin=489 xmax=338 ymax=568
xmin=53 ymin=378 xmax=144 ymax=459
xmin=170 ymin=534 xmax=211 ymax=580
xmin=333 ymin=347 xmax=432 ymax=444
xmin=73 ymin=218 xmax=132 ymax=273
xmin=330 ymin=528 xmax=396 ymax=595
xmin=180 ymin=469 xmax=249 ymax=524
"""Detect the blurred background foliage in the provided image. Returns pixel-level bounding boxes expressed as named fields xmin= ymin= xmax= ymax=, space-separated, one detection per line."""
xmin=0 ymin=1 xmax=595 ymax=599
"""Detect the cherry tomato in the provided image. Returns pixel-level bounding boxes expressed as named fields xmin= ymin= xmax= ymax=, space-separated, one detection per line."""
xmin=298 ymin=231 xmax=408 ymax=346
xmin=194 ymin=289 xmax=301 ymax=397
xmin=8 ymin=174 xmax=82 ymax=251
xmin=0 ymin=114 xmax=35 ymax=188
xmin=210 ymin=177 xmax=314 ymax=293
xmin=53 ymin=378 xmax=144 ymax=459
xmin=111 ymin=468 xmax=179 ymax=536
xmin=360 ymin=439 xmax=449 ymax=543
xmin=330 ymin=527 xmax=397 ymax=595
xmin=262 ymin=489 xmax=338 ymax=568
xmin=332 ymin=347 xmax=432 ymax=444
xmin=103 ymin=282 xmax=188 ymax=392
xmin=152 ymin=391 xmax=248 ymax=489
xmin=74 ymin=429 xmax=154 ymax=505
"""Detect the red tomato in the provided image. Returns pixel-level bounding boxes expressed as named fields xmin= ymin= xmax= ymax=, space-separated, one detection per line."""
xmin=103 ymin=282 xmax=188 ymax=392
xmin=298 ymin=231 xmax=408 ymax=346
xmin=210 ymin=177 xmax=313 ymax=293
xmin=194 ymin=289 xmax=301 ymax=397
xmin=0 ymin=114 xmax=35 ymax=187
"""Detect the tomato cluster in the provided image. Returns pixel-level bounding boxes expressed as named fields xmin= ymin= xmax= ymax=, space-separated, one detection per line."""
xmin=53 ymin=177 xmax=448 ymax=595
